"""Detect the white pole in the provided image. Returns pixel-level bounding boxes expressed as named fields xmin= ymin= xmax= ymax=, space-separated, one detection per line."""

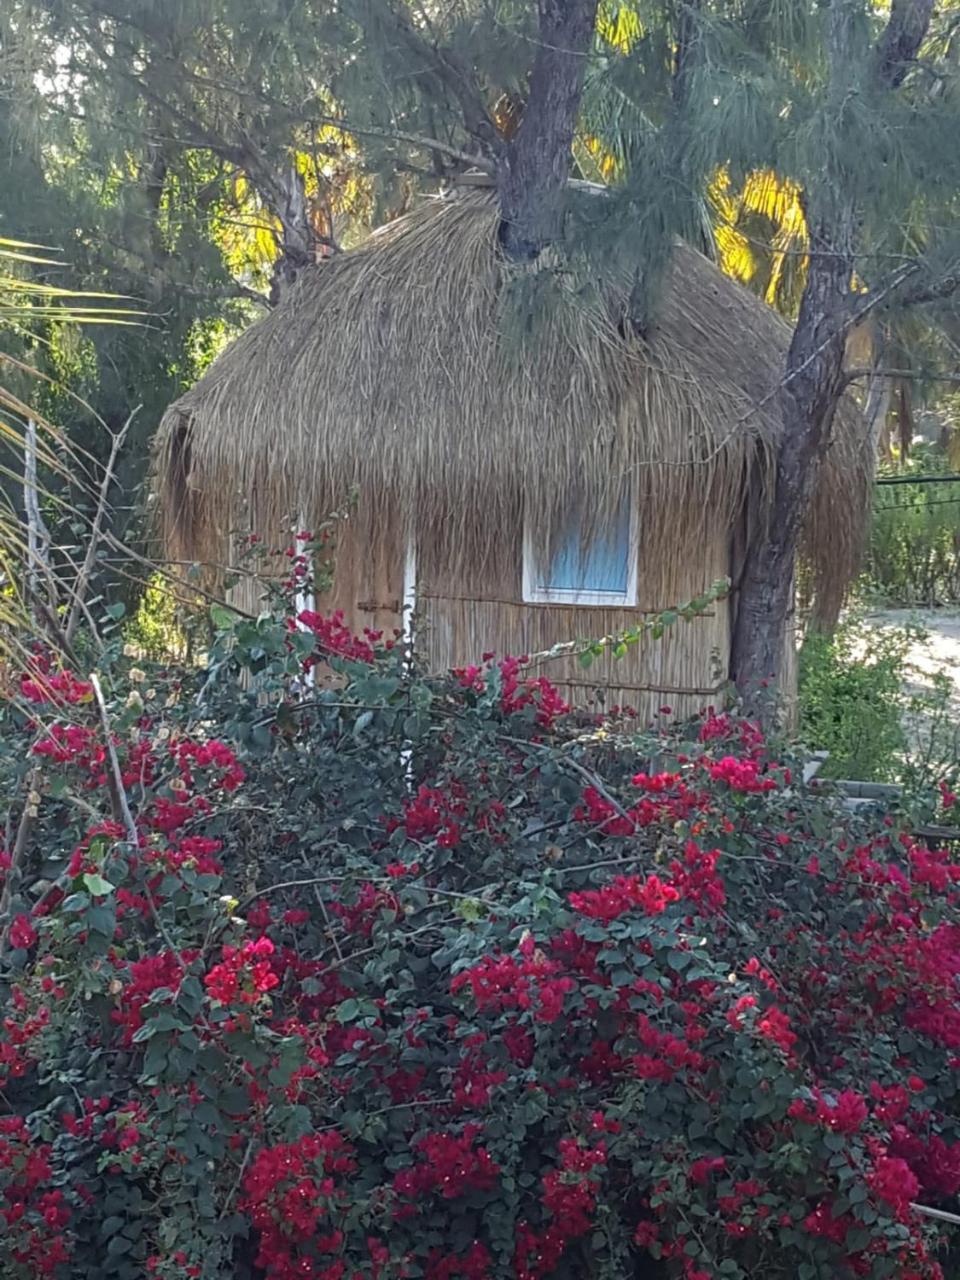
xmin=401 ymin=529 xmax=417 ymax=786
xmin=294 ymin=515 xmax=316 ymax=690
xmin=401 ymin=529 xmax=417 ymax=659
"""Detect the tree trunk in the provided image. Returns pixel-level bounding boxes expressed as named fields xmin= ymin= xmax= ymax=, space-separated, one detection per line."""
xmin=269 ymin=164 xmax=318 ymax=304
xmin=865 ymin=371 xmax=893 ymax=458
xmin=730 ymin=214 xmax=853 ymax=707
xmin=497 ymin=0 xmax=600 ymax=260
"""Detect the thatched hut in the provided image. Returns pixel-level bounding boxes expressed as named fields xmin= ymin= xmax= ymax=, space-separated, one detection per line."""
xmin=154 ymin=190 xmax=869 ymax=719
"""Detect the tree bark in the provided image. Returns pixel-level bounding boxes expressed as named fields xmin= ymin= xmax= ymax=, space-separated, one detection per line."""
xmin=730 ymin=211 xmax=854 ymax=699
xmin=497 ymin=0 xmax=601 ymax=260
xmin=268 ymin=164 xmax=318 ymax=304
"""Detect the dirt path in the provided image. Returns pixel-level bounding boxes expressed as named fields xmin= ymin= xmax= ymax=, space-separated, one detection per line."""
xmin=864 ymin=607 xmax=960 ymax=687
xmin=861 ymin=608 xmax=960 ymax=757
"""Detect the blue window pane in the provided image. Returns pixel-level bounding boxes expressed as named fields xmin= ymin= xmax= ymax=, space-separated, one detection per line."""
xmin=537 ymin=498 xmax=631 ymax=594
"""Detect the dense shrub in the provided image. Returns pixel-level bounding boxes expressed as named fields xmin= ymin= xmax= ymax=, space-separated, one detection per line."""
xmin=866 ymin=455 xmax=960 ymax=605
xmin=2 ymin=587 xmax=960 ymax=1280
xmin=798 ymin=620 xmax=913 ymax=781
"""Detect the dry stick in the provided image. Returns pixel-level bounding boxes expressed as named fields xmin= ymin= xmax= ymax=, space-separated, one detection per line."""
xmin=910 ymin=1202 xmax=960 ymax=1226
xmin=299 ymin=850 xmax=345 ymax=963
xmin=0 ymin=768 xmax=42 ymax=954
xmin=219 ymin=1135 xmax=255 ymax=1221
xmin=23 ymin=418 xmax=53 ymax=614
xmin=238 ymin=874 xmax=344 ymax=911
xmin=89 ymin=672 xmax=185 ymax=970
xmin=497 ymin=732 xmax=633 ymax=823
xmin=65 ymin=409 xmax=137 ymax=645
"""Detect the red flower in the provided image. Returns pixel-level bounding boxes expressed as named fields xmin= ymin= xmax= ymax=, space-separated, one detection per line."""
xmin=869 ymin=1156 xmax=920 ymax=1214
xmin=9 ymin=914 xmax=37 ymax=950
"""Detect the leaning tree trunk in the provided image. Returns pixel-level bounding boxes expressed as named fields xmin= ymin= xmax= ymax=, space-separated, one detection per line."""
xmin=730 ymin=218 xmax=854 ymax=709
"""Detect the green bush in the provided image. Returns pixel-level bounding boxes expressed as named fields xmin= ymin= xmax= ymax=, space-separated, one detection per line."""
xmin=798 ymin=620 xmax=914 ymax=781
xmin=866 ymin=453 xmax=960 ymax=605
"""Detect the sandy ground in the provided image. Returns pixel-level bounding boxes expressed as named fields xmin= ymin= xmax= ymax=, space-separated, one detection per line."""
xmin=863 ymin=607 xmax=960 ymax=687
xmin=861 ymin=608 xmax=960 ymax=755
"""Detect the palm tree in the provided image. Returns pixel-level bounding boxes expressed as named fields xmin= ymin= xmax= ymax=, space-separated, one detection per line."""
xmin=0 ymin=235 xmax=141 ymax=659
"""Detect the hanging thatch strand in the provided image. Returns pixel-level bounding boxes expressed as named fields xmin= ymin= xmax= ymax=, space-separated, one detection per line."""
xmin=153 ymin=190 xmax=870 ymax=618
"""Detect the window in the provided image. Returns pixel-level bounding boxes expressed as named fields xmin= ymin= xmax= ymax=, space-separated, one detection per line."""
xmin=522 ymin=494 xmax=638 ymax=606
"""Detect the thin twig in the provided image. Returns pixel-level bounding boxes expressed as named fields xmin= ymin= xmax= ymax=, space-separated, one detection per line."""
xmin=219 ymin=1134 xmax=255 ymax=1220
xmin=300 ymin=850 xmax=344 ymax=962
xmin=89 ymin=673 xmax=138 ymax=846
xmin=89 ymin=672 xmax=186 ymax=971
xmin=910 ymin=1202 xmax=960 ymax=1226
xmin=497 ymin=733 xmax=633 ymax=823
xmin=0 ymin=767 xmax=42 ymax=955
xmin=23 ymin=418 xmax=53 ymax=617
xmin=238 ymin=875 xmax=344 ymax=910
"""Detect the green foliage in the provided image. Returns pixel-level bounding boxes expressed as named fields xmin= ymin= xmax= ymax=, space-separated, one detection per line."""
xmin=798 ymin=619 xmax=914 ymax=781
xmin=867 ymin=455 xmax=960 ymax=606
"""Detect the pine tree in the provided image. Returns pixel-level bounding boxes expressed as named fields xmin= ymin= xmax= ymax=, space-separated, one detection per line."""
xmin=10 ymin=0 xmax=960 ymax=705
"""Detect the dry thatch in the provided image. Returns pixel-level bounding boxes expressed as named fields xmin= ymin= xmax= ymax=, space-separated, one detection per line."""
xmin=154 ymin=190 xmax=870 ymax=617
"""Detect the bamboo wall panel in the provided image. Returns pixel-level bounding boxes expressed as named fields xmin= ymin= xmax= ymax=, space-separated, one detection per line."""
xmin=315 ymin=513 xmax=403 ymax=641
xmin=226 ymin=511 xmax=403 ymax=643
xmin=418 ymin=512 xmax=732 ymax=722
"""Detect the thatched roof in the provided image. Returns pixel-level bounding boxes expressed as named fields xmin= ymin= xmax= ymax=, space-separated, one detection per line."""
xmin=154 ymin=190 xmax=870 ymax=617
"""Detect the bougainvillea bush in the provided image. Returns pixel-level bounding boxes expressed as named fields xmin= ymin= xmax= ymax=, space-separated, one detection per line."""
xmin=2 ymin=590 xmax=960 ymax=1280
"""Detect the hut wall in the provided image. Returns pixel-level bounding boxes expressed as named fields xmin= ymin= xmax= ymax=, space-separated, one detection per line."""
xmin=313 ymin=512 xmax=405 ymax=642
xmin=417 ymin=510 xmax=731 ymax=722
xmin=225 ymin=511 xmax=404 ymax=643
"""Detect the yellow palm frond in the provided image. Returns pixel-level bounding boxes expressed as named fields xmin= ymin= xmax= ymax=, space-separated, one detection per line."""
xmin=597 ymin=0 xmax=643 ymax=52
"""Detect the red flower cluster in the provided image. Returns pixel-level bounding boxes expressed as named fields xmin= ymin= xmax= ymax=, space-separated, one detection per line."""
xmin=0 ymin=1117 xmax=71 ymax=1276
xmin=297 ymin=609 xmax=376 ymax=665
xmin=569 ymin=873 xmax=679 ymax=922
xmin=393 ymin=1126 xmax=499 ymax=1203
xmin=204 ymin=936 xmax=280 ymax=1006
xmin=868 ymin=1155 xmax=921 ymax=1216
xmin=241 ymin=1132 xmax=356 ymax=1280
xmin=708 ymin=755 xmax=778 ymax=793
xmin=515 ymin=1140 xmax=607 ymax=1280
xmin=451 ymin=941 xmax=576 ymax=1024
xmin=453 ymin=654 xmax=569 ymax=730
xmin=19 ymin=665 xmax=92 ymax=706
xmin=391 ymin=784 xmax=466 ymax=847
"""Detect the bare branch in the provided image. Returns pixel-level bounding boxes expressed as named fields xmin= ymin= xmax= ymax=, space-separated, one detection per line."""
xmin=0 ymin=767 xmax=42 ymax=959
xmin=23 ymin=419 xmax=53 ymax=615
xmin=65 ymin=409 xmax=137 ymax=645
xmin=845 ymin=366 xmax=960 ymax=386
xmin=315 ymin=115 xmax=496 ymax=176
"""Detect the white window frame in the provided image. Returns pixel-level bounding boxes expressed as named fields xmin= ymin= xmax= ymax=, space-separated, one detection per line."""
xmin=521 ymin=499 xmax=639 ymax=608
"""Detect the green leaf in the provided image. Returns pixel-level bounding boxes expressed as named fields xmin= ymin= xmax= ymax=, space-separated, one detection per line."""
xmin=104 ymin=602 xmax=126 ymax=621
xmin=353 ymin=710 xmax=374 ymax=737
xmin=83 ymin=872 xmax=115 ymax=897
xmin=87 ymin=903 xmax=117 ymax=936
xmin=210 ymin=603 xmax=236 ymax=630
xmin=336 ymin=998 xmax=360 ymax=1023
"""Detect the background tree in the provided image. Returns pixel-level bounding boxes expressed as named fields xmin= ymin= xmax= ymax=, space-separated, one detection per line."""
xmin=7 ymin=0 xmax=960 ymax=709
